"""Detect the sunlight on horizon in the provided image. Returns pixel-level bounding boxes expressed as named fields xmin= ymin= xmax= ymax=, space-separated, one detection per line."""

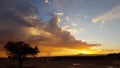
xmin=80 ymin=50 xmax=91 ymax=54
xmin=0 ymin=0 xmax=120 ymax=57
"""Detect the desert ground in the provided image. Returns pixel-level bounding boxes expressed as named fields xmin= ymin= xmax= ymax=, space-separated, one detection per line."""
xmin=0 ymin=57 xmax=120 ymax=68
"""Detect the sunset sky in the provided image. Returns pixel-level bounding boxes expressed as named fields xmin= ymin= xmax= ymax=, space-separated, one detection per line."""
xmin=0 ymin=0 xmax=120 ymax=57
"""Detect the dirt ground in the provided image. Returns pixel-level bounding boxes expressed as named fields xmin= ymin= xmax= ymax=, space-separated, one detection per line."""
xmin=0 ymin=58 xmax=120 ymax=68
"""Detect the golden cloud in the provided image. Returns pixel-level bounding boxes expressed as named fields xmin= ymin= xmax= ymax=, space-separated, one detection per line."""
xmin=0 ymin=0 xmax=101 ymax=57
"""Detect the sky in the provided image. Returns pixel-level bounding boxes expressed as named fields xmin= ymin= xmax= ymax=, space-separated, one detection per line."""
xmin=0 ymin=0 xmax=120 ymax=57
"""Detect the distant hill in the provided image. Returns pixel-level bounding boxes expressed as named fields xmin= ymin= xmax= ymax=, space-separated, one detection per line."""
xmin=75 ymin=54 xmax=106 ymax=56
xmin=38 ymin=53 xmax=120 ymax=61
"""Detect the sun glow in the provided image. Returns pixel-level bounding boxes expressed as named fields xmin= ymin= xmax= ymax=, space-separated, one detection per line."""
xmin=79 ymin=50 xmax=98 ymax=54
xmin=39 ymin=47 xmax=98 ymax=56
xmin=81 ymin=50 xmax=90 ymax=54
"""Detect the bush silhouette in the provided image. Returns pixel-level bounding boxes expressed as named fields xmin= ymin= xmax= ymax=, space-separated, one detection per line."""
xmin=4 ymin=41 xmax=40 ymax=68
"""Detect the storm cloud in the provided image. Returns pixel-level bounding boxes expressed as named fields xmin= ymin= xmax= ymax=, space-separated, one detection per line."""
xmin=0 ymin=0 xmax=100 ymax=56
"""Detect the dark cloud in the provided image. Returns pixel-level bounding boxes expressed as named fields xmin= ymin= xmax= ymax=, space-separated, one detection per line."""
xmin=0 ymin=0 xmax=100 ymax=55
xmin=0 ymin=0 xmax=37 ymax=42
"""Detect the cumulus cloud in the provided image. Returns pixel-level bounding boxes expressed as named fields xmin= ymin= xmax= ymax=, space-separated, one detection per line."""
xmin=0 ymin=1 xmax=32 ymax=37
xmin=66 ymin=16 xmax=70 ymax=21
xmin=0 ymin=0 xmax=101 ymax=56
xmin=44 ymin=0 xmax=51 ymax=4
xmin=92 ymin=5 xmax=120 ymax=23
xmin=0 ymin=0 xmax=39 ymax=48
xmin=55 ymin=12 xmax=64 ymax=16
xmin=99 ymin=25 xmax=103 ymax=28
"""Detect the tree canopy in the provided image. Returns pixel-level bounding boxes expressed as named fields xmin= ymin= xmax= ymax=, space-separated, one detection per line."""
xmin=5 ymin=41 xmax=39 ymax=57
xmin=4 ymin=41 xmax=40 ymax=68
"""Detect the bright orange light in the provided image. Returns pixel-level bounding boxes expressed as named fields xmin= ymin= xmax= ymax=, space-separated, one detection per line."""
xmin=80 ymin=50 xmax=90 ymax=54
xmin=38 ymin=47 xmax=99 ymax=56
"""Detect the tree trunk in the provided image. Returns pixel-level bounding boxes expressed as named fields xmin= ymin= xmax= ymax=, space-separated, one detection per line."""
xmin=18 ymin=56 xmax=23 ymax=68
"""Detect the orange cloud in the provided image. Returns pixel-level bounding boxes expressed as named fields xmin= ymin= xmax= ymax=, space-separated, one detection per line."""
xmin=0 ymin=0 xmax=101 ymax=57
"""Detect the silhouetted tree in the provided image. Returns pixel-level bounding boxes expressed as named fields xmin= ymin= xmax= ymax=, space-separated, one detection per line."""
xmin=4 ymin=41 xmax=40 ymax=68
